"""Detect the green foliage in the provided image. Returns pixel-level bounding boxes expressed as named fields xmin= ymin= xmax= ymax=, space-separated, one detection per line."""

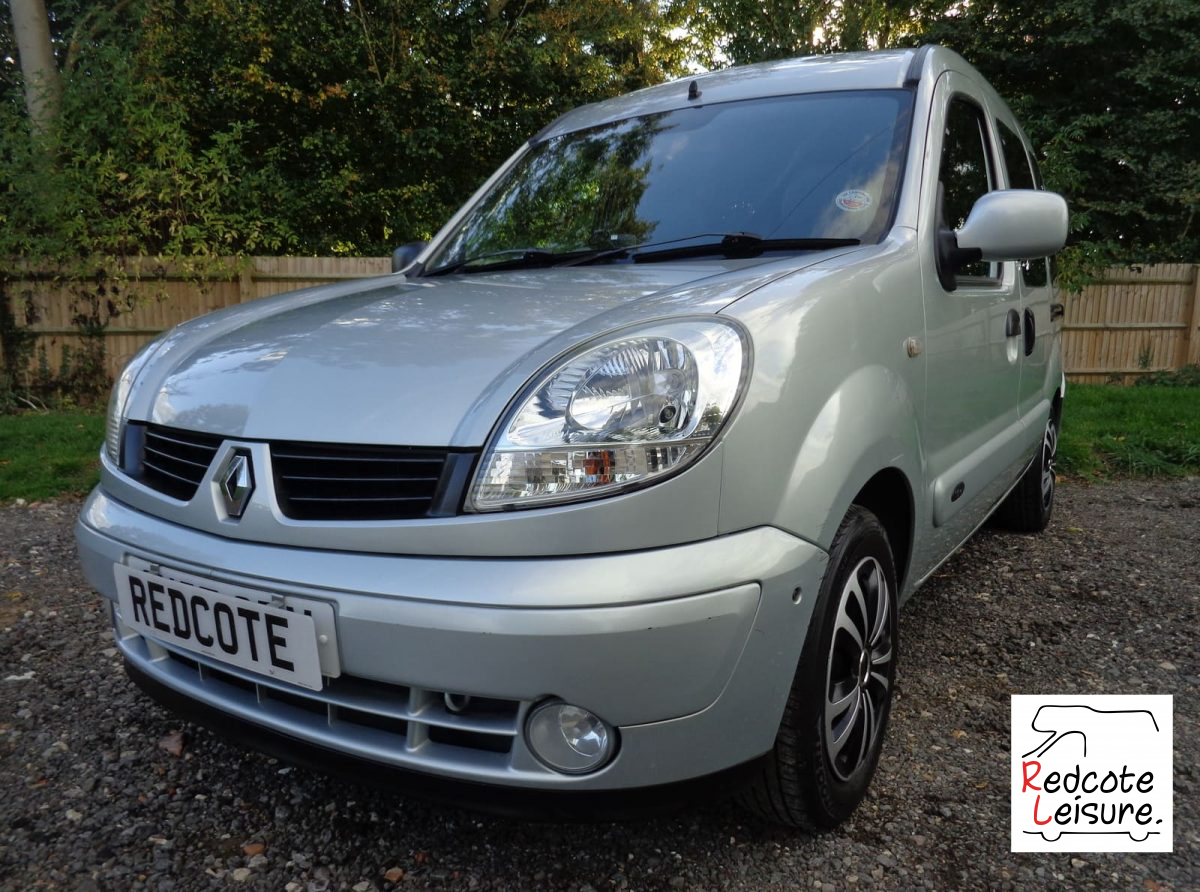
xmin=679 ymin=0 xmax=942 ymax=64
xmin=919 ymin=0 xmax=1200 ymax=274
xmin=1 ymin=1 xmax=694 ymax=260
xmin=1057 ymin=383 xmax=1200 ymax=478
xmin=1 ymin=2 xmax=288 ymax=403
xmin=122 ymin=0 xmax=693 ymax=255
xmin=0 ymin=409 xmax=104 ymax=500
xmin=1 ymin=0 xmax=1195 ymax=285
xmin=1134 ymin=364 xmax=1200 ymax=388
xmin=0 ymin=19 xmax=297 ymax=263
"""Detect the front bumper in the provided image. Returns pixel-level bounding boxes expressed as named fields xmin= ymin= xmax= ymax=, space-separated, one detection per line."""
xmin=77 ymin=488 xmax=828 ymax=791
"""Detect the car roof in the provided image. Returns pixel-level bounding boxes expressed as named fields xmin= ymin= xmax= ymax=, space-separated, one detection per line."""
xmin=535 ymin=45 xmax=974 ymax=143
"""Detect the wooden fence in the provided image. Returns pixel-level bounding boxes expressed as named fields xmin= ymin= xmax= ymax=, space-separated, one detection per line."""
xmin=4 ymin=257 xmax=1199 ymax=385
xmin=4 ymin=256 xmax=392 ymax=383
xmin=1062 ymin=263 xmax=1200 ymax=384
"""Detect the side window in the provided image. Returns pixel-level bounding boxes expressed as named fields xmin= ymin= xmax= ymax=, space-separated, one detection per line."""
xmin=998 ymin=120 xmax=1049 ymax=287
xmin=998 ymin=122 xmax=1035 ymax=190
xmin=939 ymin=98 xmax=996 ymax=281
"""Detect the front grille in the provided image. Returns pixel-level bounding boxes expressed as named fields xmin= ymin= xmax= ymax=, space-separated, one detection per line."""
xmin=127 ymin=424 xmax=473 ymax=519
xmin=118 ymin=622 xmax=525 ymax=769
xmin=271 ymin=441 xmax=452 ymax=521
xmin=138 ymin=424 xmax=222 ymax=501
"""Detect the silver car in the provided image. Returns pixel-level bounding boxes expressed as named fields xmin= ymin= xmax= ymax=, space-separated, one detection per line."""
xmin=76 ymin=45 xmax=1067 ymax=828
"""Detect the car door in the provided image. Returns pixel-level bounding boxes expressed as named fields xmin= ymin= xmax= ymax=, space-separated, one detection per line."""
xmin=919 ymin=72 xmax=1027 ymax=541
xmin=995 ymin=117 xmax=1056 ymax=421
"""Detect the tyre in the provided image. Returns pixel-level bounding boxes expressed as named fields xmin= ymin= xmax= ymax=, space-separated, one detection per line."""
xmin=741 ymin=506 xmax=898 ymax=829
xmin=994 ymin=408 xmax=1059 ymax=533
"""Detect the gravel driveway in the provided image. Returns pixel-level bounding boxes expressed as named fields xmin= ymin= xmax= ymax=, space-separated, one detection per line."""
xmin=1 ymin=480 xmax=1196 ymax=891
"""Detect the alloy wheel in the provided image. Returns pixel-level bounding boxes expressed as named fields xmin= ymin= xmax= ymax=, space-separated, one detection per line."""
xmin=824 ymin=556 xmax=893 ymax=782
xmin=1040 ymin=417 xmax=1058 ymax=509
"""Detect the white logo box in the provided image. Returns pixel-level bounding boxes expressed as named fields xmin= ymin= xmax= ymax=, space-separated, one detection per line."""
xmin=1011 ymin=694 xmax=1173 ymax=853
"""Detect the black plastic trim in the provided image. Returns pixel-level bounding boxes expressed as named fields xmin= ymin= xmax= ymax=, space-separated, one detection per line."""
xmin=903 ymin=44 xmax=934 ymax=87
xmin=126 ymin=661 xmax=761 ymax=821
xmin=120 ymin=422 xmax=146 ymax=476
xmin=429 ymin=451 xmax=478 ymax=517
xmin=123 ymin=422 xmax=477 ymax=521
xmin=270 ymin=440 xmax=452 ymax=521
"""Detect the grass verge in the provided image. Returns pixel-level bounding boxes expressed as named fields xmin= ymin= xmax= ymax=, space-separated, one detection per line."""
xmin=1058 ymin=384 xmax=1200 ymax=478
xmin=0 ymin=411 xmax=105 ymax=501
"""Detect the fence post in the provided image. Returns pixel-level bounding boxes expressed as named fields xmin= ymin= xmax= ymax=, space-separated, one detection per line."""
xmin=1186 ymin=264 xmax=1200 ymax=367
xmin=238 ymin=262 xmax=255 ymax=304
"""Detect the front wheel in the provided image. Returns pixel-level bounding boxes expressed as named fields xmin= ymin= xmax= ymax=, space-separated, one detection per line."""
xmin=994 ymin=409 xmax=1059 ymax=532
xmin=740 ymin=506 xmax=898 ymax=829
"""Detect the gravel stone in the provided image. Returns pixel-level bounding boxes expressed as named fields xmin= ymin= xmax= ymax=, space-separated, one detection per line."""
xmin=1 ymin=483 xmax=1197 ymax=890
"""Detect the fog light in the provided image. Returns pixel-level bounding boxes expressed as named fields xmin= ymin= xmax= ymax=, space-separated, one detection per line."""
xmin=525 ymin=701 xmax=615 ymax=774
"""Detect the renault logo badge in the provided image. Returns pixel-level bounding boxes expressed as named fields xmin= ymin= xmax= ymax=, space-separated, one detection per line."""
xmin=217 ymin=450 xmax=254 ymax=518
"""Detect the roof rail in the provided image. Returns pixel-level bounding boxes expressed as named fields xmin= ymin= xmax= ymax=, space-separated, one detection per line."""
xmin=903 ymin=44 xmax=935 ymax=87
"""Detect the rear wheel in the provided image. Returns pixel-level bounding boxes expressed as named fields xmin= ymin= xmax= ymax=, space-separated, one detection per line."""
xmin=740 ymin=506 xmax=898 ymax=829
xmin=994 ymin=408 xmax=1059 ymax=532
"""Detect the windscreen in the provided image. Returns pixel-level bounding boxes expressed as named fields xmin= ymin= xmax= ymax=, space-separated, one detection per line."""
xmin=427 ymin=89 xmax=912 ymax=270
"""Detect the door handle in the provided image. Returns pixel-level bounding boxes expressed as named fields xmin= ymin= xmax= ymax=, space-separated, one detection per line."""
xmin=1005 ymin=308 xmax=1021 ymax=337
xmin=1024 ymin=308 xmax=1036 ymax=356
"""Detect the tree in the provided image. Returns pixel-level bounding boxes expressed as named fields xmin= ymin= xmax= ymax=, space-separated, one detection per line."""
xmin=115 ymin=0 xmax=695 ymax=254
xmin=678 ymin=1 xmax=952 ymax=66
xmin=920 ymin=0 xmax=1200 ymax=270
xmin=7 ymin=0 xmax=58 ymax=131
xmin=3 ymin=0 xmax=1195 ymax=270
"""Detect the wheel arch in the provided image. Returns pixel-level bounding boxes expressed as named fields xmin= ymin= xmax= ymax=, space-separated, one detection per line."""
xmin=850 ymin=467 xmax=915 ymax=593
xmin=753 ymin=362 xmax=925 ymax=564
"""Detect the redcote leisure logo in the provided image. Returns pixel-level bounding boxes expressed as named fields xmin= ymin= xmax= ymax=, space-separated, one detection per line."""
xmin=1011 ymin=695 xmax=1173 ymax=852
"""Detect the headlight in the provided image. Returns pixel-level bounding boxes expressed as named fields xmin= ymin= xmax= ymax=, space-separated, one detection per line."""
xmin=104 ymin=339 xmax=163 ymax=465
xmin=468 ymin=319 xmax=748 ymax=510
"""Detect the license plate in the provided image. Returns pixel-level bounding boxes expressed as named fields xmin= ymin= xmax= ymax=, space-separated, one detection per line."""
xmin=115 ymin=564 xmax=328 ymax=691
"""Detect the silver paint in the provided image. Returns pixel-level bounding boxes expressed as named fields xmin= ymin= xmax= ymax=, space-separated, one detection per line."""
xmin=77 ymin=46 xmax=1066 ymax=789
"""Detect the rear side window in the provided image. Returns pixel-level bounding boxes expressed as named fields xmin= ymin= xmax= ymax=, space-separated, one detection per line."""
xmin=998 ymin=123 xmax=1036 ymax=190
xmin=939 ymin=99 xmax=996 ymax=281
xmin=998 ymin=120 xmax=1049 ymax=287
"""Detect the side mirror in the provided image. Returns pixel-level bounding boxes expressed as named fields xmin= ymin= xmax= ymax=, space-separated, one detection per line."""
xmin=391 ymin=241 xmax=428 ymax=273
xmin=936 ymin=189 xmax=1068 ymax=291
xmin=957 ymin=190 xmax=1068 ymax=260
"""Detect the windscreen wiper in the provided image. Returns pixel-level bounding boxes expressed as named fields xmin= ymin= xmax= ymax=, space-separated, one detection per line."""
xmin=428 ymin=233 xmax=862 ymax=275
xmin=565 ymin=232 xmax=860 ymax=266
xmin=425 ymin=247 xmax=584 ymax=276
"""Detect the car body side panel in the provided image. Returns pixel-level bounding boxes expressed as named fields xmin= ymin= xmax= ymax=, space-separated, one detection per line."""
xmin=909 ymin=69 xmax=1037 ymax=577
xmin=717 ymin=232 xmax=929 ymax=593
xmin=987 ymin=106 xmax=1064 ymax=420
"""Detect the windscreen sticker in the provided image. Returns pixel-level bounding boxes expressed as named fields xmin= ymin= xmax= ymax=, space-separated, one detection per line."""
xmin=835 ymin=189 xmax=873 ymax=211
